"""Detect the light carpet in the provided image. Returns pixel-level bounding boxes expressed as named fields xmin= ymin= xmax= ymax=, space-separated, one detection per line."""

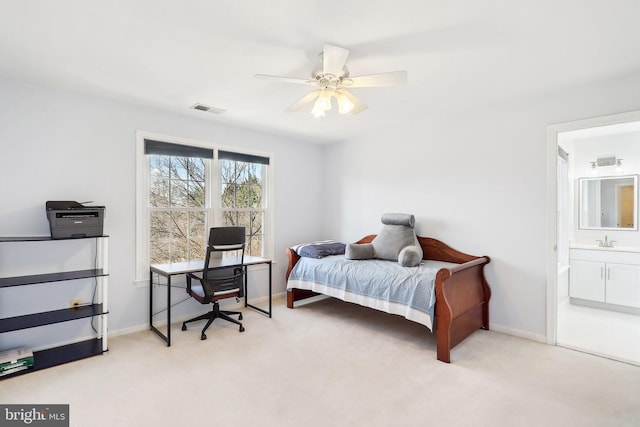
xmin=1 ymin=297 xmax=639 ymax=427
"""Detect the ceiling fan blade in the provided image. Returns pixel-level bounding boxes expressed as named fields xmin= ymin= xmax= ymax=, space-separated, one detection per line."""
xmin=339 ymin=90 xmax=368 ymax=115
xmin=342 ymin=70 xmax=408 ymax=88
xmin=285 ymin=90 xmax=322 ymax=112
xmin=323 ymin=44 xmax=350 ymax=77
xmin=254 ymin=74 xmax=315 ymax=85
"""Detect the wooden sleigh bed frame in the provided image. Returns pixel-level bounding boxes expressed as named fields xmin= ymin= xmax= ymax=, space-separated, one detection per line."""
xmin=285 ymin=235 xmax=491 ymax=363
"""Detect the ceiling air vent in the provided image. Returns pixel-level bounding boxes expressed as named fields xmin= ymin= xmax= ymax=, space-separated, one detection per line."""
xmin=190 ymin=103 xmax=226 ymax=114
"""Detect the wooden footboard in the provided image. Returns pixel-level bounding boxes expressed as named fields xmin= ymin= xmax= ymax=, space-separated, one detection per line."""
xmin=434 ymin=256 xmax=490 ymax=362
xmin=285 ymin=235 xmax=491 ymax=363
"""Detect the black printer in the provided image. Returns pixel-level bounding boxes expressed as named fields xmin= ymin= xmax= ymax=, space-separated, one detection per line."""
xmin=46 ymin=201 xmax=105 ymax=239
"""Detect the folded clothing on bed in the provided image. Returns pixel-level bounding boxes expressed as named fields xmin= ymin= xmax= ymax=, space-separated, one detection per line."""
xmin=291 ymin=240 xmax=346 ymax=258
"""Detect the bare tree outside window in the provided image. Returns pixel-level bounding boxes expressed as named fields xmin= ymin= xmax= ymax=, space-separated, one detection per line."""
xmin=147 ymin=151 xmax=267 ymax=265
xmin=149 ymin=155 xmax=207 ymax=264
xmin=220 ymin=159 xmax=265 ymax=256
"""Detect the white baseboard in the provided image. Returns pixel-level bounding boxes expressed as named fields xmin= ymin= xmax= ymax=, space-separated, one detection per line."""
xmin=490 ymin=323 xmax=547 ymax=343
xmin=556 ymin=341 xmax=640 ymax=367
xmin=110 ymin=295 xmax=550 ymax=346
xmin=107 ymin=292 xmax=286 ymax=338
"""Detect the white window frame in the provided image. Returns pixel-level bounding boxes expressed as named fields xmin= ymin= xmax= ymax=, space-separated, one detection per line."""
xmin=135 ymin=130 xmax=274 ymax=286
xmin=218 ymin=154 xmax=269 ymax=257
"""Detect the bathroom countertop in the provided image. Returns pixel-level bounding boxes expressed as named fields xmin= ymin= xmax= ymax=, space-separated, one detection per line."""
xmin=570 ymin=243 xmax=640 ymax=253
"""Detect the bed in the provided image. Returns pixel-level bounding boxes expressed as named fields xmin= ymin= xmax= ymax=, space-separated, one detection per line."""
xmin=285 ymin=235 xmax=491 ymax=363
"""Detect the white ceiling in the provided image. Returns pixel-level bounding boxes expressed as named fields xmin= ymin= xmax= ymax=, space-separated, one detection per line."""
xmin=1 ymin=0 xmax=639 ymax=144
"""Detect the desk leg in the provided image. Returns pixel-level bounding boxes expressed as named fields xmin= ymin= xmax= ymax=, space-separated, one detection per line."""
xmin=166 ymin=275 xmax=171 ymax=346
xmin=150 ymin=270 xmax=171 ymax=347
xmin=268 ymin=261 xmax=272 ymax=318
xmin=244 ymin=265 xmax=248 ymax=308
xmin=149 ymin=270 xmax=153 ymax=329
xmin=244 ymin=261 xmax=273 ymax=318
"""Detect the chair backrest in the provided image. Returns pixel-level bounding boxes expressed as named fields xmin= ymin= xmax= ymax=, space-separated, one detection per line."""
xmin=208 ymin=226 xmax=246 ymax=249
xmin=203 ymin=226 xmax=246 ymax=281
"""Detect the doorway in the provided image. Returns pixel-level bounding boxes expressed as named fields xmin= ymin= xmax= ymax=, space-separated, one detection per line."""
xmin=547 ymin=112 xmax=640 ymax=365
xmin=619 ymin=185 xmax=634 ymax=227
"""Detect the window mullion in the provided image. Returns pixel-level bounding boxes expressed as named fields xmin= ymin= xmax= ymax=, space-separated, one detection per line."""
xmin=211 ymin=153 xmax=221 ymax=227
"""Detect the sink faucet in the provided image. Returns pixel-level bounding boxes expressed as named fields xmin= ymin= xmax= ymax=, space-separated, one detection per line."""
xmin=597 ymin=235 xmax=616 ymax=248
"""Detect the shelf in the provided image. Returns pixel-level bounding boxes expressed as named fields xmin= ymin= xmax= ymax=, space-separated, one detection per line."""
xmin=0 ymin=304 xmax=106 ymax=333
xmin=0 ymin=339 xmax=106 ymax=380
xmin=0 ymin=235 xmax=108 ymax=379
xmin=0 ymin=235 xmax=108 ymax=242
xmin=0 ymin=269 xmax=107 ymax=288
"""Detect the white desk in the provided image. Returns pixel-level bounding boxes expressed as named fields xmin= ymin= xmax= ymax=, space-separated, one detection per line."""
xmin=149 ymin=256 xmax=272 ymax=346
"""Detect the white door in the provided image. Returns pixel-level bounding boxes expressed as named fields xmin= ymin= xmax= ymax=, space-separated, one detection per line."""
xmin=570 ymin=260 xmax=605 ymax=302
xmin=606 ymin=263 xmax=640 ymax=308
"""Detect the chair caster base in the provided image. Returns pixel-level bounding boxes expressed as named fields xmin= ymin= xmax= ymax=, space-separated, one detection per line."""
xmin=201 ymin=333 xmax=207 ymax=340
xmin=181 ymin=324 xmax=187 ymax=331
xmin=238 ymin=313 xmax=243 ymax=320
xmin=239 ymin=325 xmax=245 ymax=332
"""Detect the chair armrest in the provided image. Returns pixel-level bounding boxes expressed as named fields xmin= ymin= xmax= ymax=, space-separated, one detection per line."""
xmin=186 ymin=272 xmax=202 ymax=280
xmin=186 ymin=271 xmax=202 ymax=293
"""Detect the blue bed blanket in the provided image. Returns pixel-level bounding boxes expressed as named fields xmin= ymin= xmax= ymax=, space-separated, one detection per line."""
xmin=287 ymin=255 xmax=456 ymax=330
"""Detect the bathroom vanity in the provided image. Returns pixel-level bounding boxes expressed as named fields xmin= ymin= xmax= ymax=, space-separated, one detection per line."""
xmin=569 ymin=245 xmax=640 ymax=311
xmin=570 ymin=173 xmax=640 ymax=312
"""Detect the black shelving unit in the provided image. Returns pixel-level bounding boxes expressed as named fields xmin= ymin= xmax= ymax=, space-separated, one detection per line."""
xmin=0 ymin=304 xmax=106 ymax=333
xmin=0 ymin=236 xmax=109 ymax=379
xmin=0 ymin=269 xmax=107 ymax=288
xmin=1 ymin=339 xmax=104 ymax=379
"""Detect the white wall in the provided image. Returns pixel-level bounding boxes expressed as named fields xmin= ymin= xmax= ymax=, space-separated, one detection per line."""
xmin=324 ymin=74 xmax=640 ymax=339
xmin=0 ymin=76 xmax=326 ymax=341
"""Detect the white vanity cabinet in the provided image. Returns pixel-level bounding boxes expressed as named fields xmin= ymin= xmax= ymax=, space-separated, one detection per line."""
xmin=606 ymin=263 xmax=640 ymax=307
xmin=569 ymin=248 xmax=640 ymax=309
xmin=569 ymin=259 xmax=606 ymax=302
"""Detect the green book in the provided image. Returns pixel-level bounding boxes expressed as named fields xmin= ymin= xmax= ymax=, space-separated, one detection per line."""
xmin=0 ymin=347 xmax=34 ymax=376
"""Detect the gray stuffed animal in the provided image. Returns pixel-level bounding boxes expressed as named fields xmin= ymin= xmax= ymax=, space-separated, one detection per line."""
xmin=345 ymin=213 xmax=423 ymax=267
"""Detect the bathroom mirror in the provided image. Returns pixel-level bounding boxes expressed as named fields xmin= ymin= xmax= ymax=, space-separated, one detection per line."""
xmin=579 ymin=174 xmax=638 ymax=230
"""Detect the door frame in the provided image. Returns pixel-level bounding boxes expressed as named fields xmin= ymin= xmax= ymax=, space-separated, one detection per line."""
xmin=546 ymin=110 xmax=640 ymax=345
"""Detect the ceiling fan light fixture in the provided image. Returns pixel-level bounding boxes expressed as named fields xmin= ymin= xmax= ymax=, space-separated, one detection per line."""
xmin=257 ymin=43 xmax=406 ymax=116
xmin=336 ymin=91 xmax=354 ymax=114
xmin=316 ymin=89 xmax=333 ymax=111
xmin=310 ymin=90 xmax=333 ymax=118
xmin=310 ymin=106 xmax=326 ymax=118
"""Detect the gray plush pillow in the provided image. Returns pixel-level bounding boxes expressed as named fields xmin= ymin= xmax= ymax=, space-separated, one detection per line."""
xmin=345 ymin=243 xmax=374 ymax=260
xmin=372 ymin=225 xmax=417 ymax=261
xmin=371 ymin=213 xmax=423 ymax=267
xmin=380 ymin=213 xmax=415 ymax=227
xmin=398 ymin=245 xmax=422 ymax=267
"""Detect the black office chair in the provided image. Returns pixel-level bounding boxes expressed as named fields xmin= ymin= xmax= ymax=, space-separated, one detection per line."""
xmin=182 ymin=227 xmax=246 ymax=340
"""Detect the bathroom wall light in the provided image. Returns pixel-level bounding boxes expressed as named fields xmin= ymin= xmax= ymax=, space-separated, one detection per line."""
xmin=589 ymin=156 xmax=623 ymax=169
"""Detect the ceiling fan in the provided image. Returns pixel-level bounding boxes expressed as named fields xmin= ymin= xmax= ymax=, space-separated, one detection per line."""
xmin=255 ymin=44 xmax=407 ymax=117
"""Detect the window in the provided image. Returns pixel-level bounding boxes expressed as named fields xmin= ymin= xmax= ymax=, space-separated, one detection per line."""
xmin=219 ymin=151 xmax=269 ymax=257
xmin=148 ymin=154 xmax=207 ymax=265
xmin=136 ymin=133 xmax=272 ymax=284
